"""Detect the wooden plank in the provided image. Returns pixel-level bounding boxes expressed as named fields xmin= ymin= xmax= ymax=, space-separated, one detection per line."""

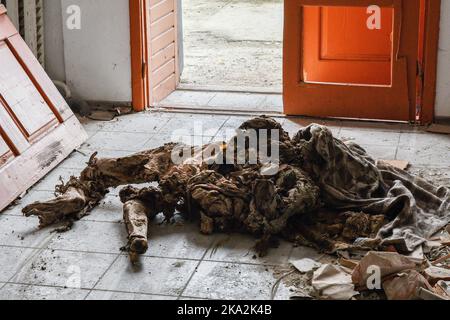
xmin=152 ymin=58 xmax=175 ymax=87
xmin=153 ymin=73 xmax=176 ymax=102
xmin=150 ymin=0 xmax=174 ymax=22
xmin=152 ymin=42 xmax=175 ymax=71
xmin=0 ymin=135 xmax=10 ymax=156
xmin=0 ymin=115 xmax=88 ymax=211
xmin=0 ymin=94 xmax=30 ymax=153
xmin=427 ymin=124 xmax=450 ymax=134
xmin=151 ymin=27 xmax=175 ymax=54
xmin=150 ymin=11 xmax=174 ymax=39
xmin=173 ymin=0 xmax=180 ymax=87
xmin=149 ymin=0 xmax=165 ymax=6
xmin=145 ymin=0 xmax=178 ymax=105
xmin=0 ymin=133 xmax=14 ymax=167
xmin=0 ymin=10 xmax=18 ymax=39
xmin=7 ymin=34 xmax=72 ymax=121
xmin=0 ymin=41 xmax=57 ymax=137
xmin=5 ymin=0 xmax=19 ymax=29
xmin=377 ymin=159 xmax=410 ymax=170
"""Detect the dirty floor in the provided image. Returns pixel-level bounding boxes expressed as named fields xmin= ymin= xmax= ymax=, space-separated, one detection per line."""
xmin=1 ymin=109 xmax=450 ymax=300
xmin=156 ymin=90 xmax=283 ymax=113
xmin=181 ymin=0 xmax=283 ymax=91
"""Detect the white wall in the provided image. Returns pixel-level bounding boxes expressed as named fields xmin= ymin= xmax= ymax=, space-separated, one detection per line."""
xmin=44 ymin=0 xmax=66 ymax=82
xmin=58 ymin=0 xmax=132 ymax=102
xmin=43 ymin=0 xmax=449 ymax=114
xmin=436 ymin=0 xmax=450 ymax=117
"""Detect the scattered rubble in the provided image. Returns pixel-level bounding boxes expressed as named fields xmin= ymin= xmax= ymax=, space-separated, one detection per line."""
xmin=433 ymin=280 xmax=450 ymax=298
xmin=352 ymin=251 xmax=417 ymax=288
xmin=427 ymin=124 xmax=450 ymax=135
xmin=383 ymin=270 xmax=433 ymax=300
xmin=312 ymin=264 xmax=358 ymax=300
xmin=377 ymin=160 xmax=409 ymax=170
xmin=290 ymin=258 xmax=321 ymax=274
xmin=424 ymin=266 xmax=450 ymax=284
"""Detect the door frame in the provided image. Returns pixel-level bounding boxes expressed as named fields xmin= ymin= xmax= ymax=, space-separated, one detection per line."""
xmin=130 ymin=0 xmax=148 ymax=112
xmin=130 ymin=0 xmax=180 ymax=111
xmin=129 ymin=0 xmax=441 ymax=123
xmin=419 ymin=0 xmax=441 ymax=124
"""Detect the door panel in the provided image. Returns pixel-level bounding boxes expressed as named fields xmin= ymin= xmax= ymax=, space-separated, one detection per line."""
xmin=7 ymin=34 xmax=72 ymax=120
xmin=151 ymin=28 xmax=176 ymax=54
xmin=303 ymin=6 xmax=393 ymax=85
xmin=0 ymin=134 xmax=14 ymax=166
xmin=0 ymin=41 xmax=58 ymax=139
xmin=0 ymin=93 xmax=29 ymax=153
xmin=320 ymin=7 xmax=392 ymax=59
xmin=152 ymin=43 xmax=176 ymax=71
xmin=0 ymin=5 xmax=88 ymax=211
xmin=146 ymin=0 xmax=179 ymax=105
xmin=284 ymin=0 xmax=420 ymax=121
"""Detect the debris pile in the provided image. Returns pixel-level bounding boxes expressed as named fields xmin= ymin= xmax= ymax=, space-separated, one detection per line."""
xmin=21 ymin=116 xmax=450 ymax=299
xmin=285 ymin=244 xmax=450 ymax=300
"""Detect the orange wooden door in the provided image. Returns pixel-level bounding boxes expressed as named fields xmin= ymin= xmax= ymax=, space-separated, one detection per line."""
xmin=146 ymin=0 xmax=180 ymax=105
xmin=303 ymin=6 xmax=393 ymax=86
xmin=284 ymin=0 xmax=421 ymax=121
xmin=0 ymin=6 xmax=87 ymax=211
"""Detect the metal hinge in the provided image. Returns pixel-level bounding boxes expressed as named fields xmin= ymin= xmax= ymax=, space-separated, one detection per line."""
xmin=141 ymin=61 xmax=147 ymax=79
xmin=415 ymin=59 xmax=425 ymax=123
xmin=417 ymin=60 xmax=424 ymax=79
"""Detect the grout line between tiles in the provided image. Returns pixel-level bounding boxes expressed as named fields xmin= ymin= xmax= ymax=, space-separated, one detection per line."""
xmin=135 ymin=118 xmax=174 ymax=143
xmin=0 ymin=214 xmax=123 ymax=225
xmin=94 ymin=130 xmax=156 ymax=136
xmin=179 ymin=295 xmax=213 ymax=301
xmin=0 ymin=246 xmax=293 ymax=268
xmin=1 ymin=244 xmax=246 ymax=265
xmin=85 ymin=253 xmax=122 ymax=299
xmin=86 ymin=288 xmax=180 ymax=300
xmin=212 ymin=116 xmax=230 ymax=141
xmin=5 ymin=246 xmax=47 ymax=285
xmin=6 ymin=280 xmax=101 ymax=293
xmin=205 ymin=92 xmax=218 ymax=106
xmin=394 ymin=131 xmax=402 ymax=160
xmin=0 ymin=245 xmax=123 ymax=258
xmin=4 ymin=278 xmax=197 ymax=300
xmin=0 ymin=281 xmax=92 ymax=297
xmin=196 ymin=258 xmax=286 ymax=268
xmin=177 ymin=238 xmax=215 ymax=300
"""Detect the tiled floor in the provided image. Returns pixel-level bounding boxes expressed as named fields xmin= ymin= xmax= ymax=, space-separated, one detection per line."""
xmin=156 ymin=90 xmax=284 ymax=114
xmin=1 ymin=110 xmax=450 ymax=300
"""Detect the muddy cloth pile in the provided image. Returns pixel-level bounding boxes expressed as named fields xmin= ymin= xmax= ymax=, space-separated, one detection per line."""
xmin=293 ymin=124 xmax=450 ymax=252
xmin=22 ymin=116 xmax=450 ymax=262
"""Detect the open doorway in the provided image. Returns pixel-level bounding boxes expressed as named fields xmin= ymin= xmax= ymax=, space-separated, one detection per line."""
xmin=179 ymin=0 xmax=283 ymax=92
xmin=131 ymin=0 xmax=440 ymax=123
xmin=156 ymin=0 xmax=284 ymax=113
